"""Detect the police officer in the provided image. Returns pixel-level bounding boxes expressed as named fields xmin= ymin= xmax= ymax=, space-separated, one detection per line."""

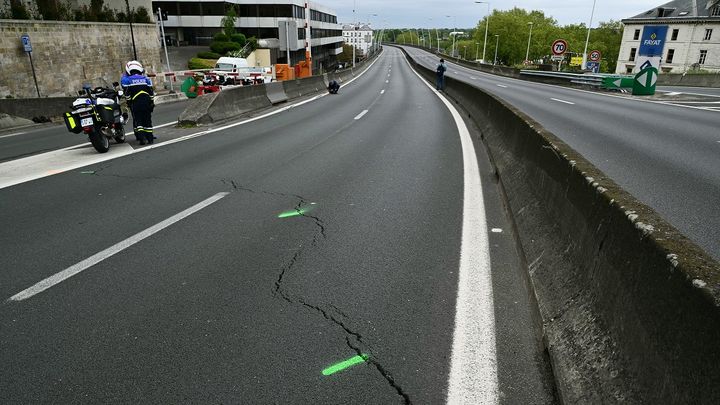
xmin=121 ymin=60 xmax=155 ymax=145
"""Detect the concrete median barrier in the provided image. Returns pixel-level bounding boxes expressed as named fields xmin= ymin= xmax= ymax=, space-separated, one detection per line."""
xmin=178 ymin=84 xmax=271 ymax=125
xmin=282 ymin=76 xmax=327 ymax=100
xmin=400 ymin=45 xmax=720 ymax=403
xmin=265 ymin=81 xmax=288 ymax=105
xmin=0 ymin=97 xmax=75 ymax=121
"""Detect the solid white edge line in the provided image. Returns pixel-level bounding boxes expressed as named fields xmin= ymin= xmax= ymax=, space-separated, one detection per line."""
xmin=0 ymin=50 xmax=386 ymax=189
xmin=0 ymin=131 xmax=27 ymax=139
xmin=496 ymin=84 xmax=507 ymax=88
xmin=354 ymin=110 xmax=369 ymax=120
xmin=551 ymin=97 xmax=575 ymax=105
xmin=8 ymin=192 xmax=230 ymax=302
xmin=400 ymin=48 xmax=499 ymax=403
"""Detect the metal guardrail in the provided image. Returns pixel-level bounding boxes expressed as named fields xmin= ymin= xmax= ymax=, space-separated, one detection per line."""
xmin=520 ymin=70 xmax=604 ymax=86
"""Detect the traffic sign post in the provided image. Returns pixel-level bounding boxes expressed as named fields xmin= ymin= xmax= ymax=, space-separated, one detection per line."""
xmin=551 ymin=39 xmax=568 ymax=56
xmin=21 ymin=34 xmax=41 ymax=98
xmin=586 ymin=61 xmax=601 ymax=73
xmin=589 ymin=50 xmax=601 ymax=62
xmin=551 ymin=39 xmax=568 ymax=71
xmin=632 ymin=66 xmax=659 ymax=96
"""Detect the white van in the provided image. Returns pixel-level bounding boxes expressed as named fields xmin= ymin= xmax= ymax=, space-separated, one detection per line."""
xmin=214 ymin=57 xmax=250 ymax=73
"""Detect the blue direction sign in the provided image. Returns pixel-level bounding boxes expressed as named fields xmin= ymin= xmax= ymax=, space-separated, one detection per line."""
xmin=21 ymin=34 xmax=32 ymax=52
xmin=586 ymin=61 xmax=600 ymax=73
xmin=639 ymin=25 xmax=668 ymax=57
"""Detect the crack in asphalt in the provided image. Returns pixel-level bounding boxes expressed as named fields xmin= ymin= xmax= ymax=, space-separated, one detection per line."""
xmin=221 ymin=179 xmax=411 ymax=403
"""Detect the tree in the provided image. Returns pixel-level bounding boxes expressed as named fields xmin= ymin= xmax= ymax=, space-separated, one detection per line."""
xmin=221 ymin=8 xmax=237 ymax=36
xmin=9 ymin=0 xmax=30 ymax=19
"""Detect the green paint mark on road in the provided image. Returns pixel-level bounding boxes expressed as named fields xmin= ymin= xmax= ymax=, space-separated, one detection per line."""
xmin=322 ymin=354 xmax=369 ymax=376
xmin=278 ymin=209 xmax=306 ymax=218
xmin=277 ymin=204 xmax=316 ymax=218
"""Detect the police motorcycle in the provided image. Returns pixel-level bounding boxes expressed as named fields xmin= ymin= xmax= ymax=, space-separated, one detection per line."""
xmin=63 ymin=82 xmax=127 ymax=153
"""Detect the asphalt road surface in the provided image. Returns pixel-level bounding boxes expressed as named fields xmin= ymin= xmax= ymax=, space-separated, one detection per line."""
xmin=0 ymin=47 xmax=555 ymax=403
xmin=0 ymin=101 xmax=190 ymax=163
xmin=402 ymin=46 xmax=720 ymax=261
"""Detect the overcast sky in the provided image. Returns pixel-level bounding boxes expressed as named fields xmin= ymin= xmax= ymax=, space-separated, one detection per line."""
xmin=331 ymin=0 xmax=666 ymax=28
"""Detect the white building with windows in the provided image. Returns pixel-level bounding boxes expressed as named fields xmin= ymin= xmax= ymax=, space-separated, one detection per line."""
xmin=616 ymin=0 xmax=720 ymax=73
xmin=151 ymin=0 xmax=343 ymax=71
xmin=342 ymin=24 xmax=374 ymax=56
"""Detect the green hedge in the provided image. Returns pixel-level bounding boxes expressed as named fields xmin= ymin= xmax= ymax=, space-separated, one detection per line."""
xmin=212 ymin=32 xmax=229 ymax=42
xmin=210 ymin=41 xmax=241 ymax=55
xmin=187 ymin=58 xmax=216 ymax=70
xmin=229 ymin=33 xmax=247 ymax=46
xmin=197 ymin=51 xmax=222 ymax=60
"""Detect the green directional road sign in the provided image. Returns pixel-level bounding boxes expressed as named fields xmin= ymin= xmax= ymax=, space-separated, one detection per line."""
xmin=602 ymin=76 xmax=634 ymax=90
xmin=632 ymin=67 xmax=659 ymax=96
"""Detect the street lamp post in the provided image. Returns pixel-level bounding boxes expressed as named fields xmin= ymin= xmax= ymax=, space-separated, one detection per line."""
xmin=352 ymin=0 xmax=356 ymax=68
xmin=525 ymin=21 xmax=534 ymax=62
xmin=493 ymin=34 xmax=499 ymax=65
xmin=581 ymin=0 xmax=598 ymax=70
xmin=446 ymin=15 xmax=456 ymax=57
xmin=124 ymin=0 xmax=137 ymax=60
xmin=475 ymin=1 xmax=490 ymax=63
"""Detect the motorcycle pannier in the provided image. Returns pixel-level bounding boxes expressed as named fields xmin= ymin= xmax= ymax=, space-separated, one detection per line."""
xmin=63 ymin=112 xmax=83 ymax=134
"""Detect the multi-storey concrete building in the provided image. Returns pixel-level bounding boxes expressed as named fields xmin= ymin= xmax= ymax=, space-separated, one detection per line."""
xmin=342 ymin=23 xmax=373 ymax=56
xmin=150 ymin=0 xmax=343 ymax=71
xmin=616 ymin=0 xmax=720 ymax=73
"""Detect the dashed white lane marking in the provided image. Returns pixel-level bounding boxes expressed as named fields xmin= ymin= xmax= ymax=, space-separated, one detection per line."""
xmin=401 ymin=47 xmax=499 ymax=404
xmin=354 ymin=110 xmax=369 ymax=120
xmin=0 ymin=131 xmax=27 ymax=139
xmin=665 ymin=92 xmax=682 ymax=96
xmin=470 ymin=77 xmax=477 ymax=80
xmin=496 ymin=84 xmax=508 ymax=88
xmin=381 ymin=89 xmax=386 ymax=94
xmin=386 ymin=80 xmax=389 ymax=83
xmin=551 ymin=98 xmax=575 ymax=105
xmin=491 ymin=228 xmax=503 ymax=233
xmin=7 ymin=192 xmax=230 ymax=302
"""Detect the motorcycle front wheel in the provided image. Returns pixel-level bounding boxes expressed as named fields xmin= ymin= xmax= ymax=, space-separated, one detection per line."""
xmin=89 ymin=130 xmax=110 ymax=153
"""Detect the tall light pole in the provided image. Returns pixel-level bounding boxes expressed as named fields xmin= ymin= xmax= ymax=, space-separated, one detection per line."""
xmin=525 ymin=21 xmax=534 ymax=62
xmin=446 ymin=15 xmax=456 ymax=57
xmin=427 ymin=18 xmax=433 ymax=50
xmin=493 ymin=34 xmax=499 ymax=65
xmin=352 ymin=0 xmax=356 ymax=68
xmin=124 ymin=0 xmax=137 ymax=60
xmin=475 ymin=1 xmax=490 ymax=63
xmin=581 ymin=0 xmax=598 ymax=70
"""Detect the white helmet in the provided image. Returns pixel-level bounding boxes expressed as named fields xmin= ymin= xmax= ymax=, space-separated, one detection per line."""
xmin=125 ymin=60 xmax=144 ymax=75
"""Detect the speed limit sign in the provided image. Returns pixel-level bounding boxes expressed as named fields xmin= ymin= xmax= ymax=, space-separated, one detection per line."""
xmin=589 ymin=50 xmax=601 ymax=62
xmin=551 ymin=39 xmax=568 ymax=56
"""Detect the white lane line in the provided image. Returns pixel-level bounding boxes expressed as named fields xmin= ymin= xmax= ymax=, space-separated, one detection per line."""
xmin=0 ymin=131 xmax=27 ymax=139
xmin=665 ymin=92 xmax=682 ymax=96
xmin=125 ymin=121 xmax=176 ymax=137
xmin=491 ymin=228 xmax=503 ymax=233
xmin=381 ymin=89 xmax=386 ymax=94
xmin=7 ymin=192 xmax=230 ymax=302
xmin=386 ymin=80 xmax=389 ymax=83
xmin=496 ymin=84 xmax=508 ymax=88
xmin=402 ymin=48 xmax=498 ymax=404
xmin=354 ymin=109 xmax=369 ymax=120
xmin=470 ymin=77 xmax=478 ymax=80
xmin=551 ymin=98 xmax=575 ymax=105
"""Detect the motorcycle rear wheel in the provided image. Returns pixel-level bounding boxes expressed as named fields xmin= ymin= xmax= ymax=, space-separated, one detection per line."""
xmin=114 ymin=126 xmax=126 ymax=144
xmin=89 ymin=130 xmax=110 ymax=153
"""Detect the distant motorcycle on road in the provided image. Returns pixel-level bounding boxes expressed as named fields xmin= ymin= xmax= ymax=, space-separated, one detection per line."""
xmin=63 ymin=82 xmax=127 ymax=153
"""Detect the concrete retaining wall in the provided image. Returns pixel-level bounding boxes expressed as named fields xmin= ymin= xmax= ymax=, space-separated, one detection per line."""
xmin=0 ymin=19 xmax=162 ymax=98
xmin=401 ymin=46 xmax=720 ymax=403
xmin=0 ymin=97 xmax=75 ymax=120
xmin=657 ymin=73 xmax=720 ymax=87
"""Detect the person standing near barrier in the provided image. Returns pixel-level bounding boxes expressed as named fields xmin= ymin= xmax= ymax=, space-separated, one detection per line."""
xmin=121 ymin=60 xmax=155 ymax=145
xmin=436 ymin=58 xmax=447 ymax=91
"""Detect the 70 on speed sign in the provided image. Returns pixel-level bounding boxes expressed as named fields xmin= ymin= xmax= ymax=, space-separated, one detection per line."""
xmin=552 ymin=39 xmax=568 ymax=56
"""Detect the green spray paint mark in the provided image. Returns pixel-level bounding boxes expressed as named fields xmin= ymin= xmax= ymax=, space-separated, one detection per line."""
xmin=277 ymin=204 xmax=316 ymax=219
xmin=277 ymin=208 xmax=306 ymax=218
xmin=322 ymin=354 xmax=369 ymax=376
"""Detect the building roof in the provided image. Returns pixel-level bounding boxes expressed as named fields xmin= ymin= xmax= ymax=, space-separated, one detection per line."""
xmin=625 ymin=0 xmax=720 ymax=21
xmin=341 ymin=24 xmax=372 ymax=31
